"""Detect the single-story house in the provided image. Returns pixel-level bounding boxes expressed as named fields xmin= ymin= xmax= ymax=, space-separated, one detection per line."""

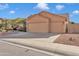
xmin=26 ymin=11 xmax=79 ymax=33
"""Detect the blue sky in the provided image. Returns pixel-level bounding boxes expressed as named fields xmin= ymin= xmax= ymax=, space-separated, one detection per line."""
xmin=0 ymin=3 xmax=79 ymax=23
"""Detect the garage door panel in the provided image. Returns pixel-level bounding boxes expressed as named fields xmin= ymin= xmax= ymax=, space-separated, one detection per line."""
xmin=28 ymin=23 xmax=49 ymax=32
xmin=50 ymin=23 xmax=65 ymax=33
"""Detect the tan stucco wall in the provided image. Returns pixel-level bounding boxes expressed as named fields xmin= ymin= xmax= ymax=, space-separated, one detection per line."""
xmin=68 ymin=24 xmax=79 ymax=33
xmin=27 ymin=15 xmax=49 ymax=23
xmin=39 ymin=11 xmax=67 ymax=22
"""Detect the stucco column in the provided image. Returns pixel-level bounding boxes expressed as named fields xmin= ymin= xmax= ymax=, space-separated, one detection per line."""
xmin=65 ymin=21 xmax=69 ymax=33
xmin=48 ymin=19 xmax=51 ymax=33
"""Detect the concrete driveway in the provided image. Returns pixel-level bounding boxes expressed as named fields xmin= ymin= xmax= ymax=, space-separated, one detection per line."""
xmin=0 ymin=32 xmax=58 ymax=38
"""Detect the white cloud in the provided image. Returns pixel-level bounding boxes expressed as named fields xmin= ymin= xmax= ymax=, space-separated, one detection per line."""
xmin=70 ymin=10 xmax=79 ymax=18
xmin=10 ymin=10 xmax=15 ymax=14
xmin=56 ymin=5 xmax=64 ymax=10
xmin=0 ymin=3 xmax=8 ymax=10
xmin=34 ymin=3 xmax=49 ymax=11
xmin=72 ymin=10 xmax=79 ymax=14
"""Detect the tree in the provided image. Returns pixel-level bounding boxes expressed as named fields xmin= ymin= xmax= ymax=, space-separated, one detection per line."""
xmin=71 ymin=21 xmax=75 ymax=24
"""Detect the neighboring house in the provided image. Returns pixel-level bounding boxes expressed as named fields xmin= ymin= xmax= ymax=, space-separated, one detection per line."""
xmin=26 ymin=11 xmax=69 ymax=33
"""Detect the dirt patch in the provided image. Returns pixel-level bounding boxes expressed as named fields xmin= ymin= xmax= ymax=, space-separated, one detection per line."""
xmin=54 ymin=34 xmax=79 ymax=46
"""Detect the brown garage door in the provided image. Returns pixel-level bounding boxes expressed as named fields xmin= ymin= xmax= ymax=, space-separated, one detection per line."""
xmin=27 ymin=22 xmax=49 ymax=32
xmin=50 ymin=22 xmax=66 ymax=33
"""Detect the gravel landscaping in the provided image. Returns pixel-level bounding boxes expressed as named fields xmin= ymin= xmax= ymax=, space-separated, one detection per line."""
xmin=54 ymin=34 xmax=79 ymax=47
